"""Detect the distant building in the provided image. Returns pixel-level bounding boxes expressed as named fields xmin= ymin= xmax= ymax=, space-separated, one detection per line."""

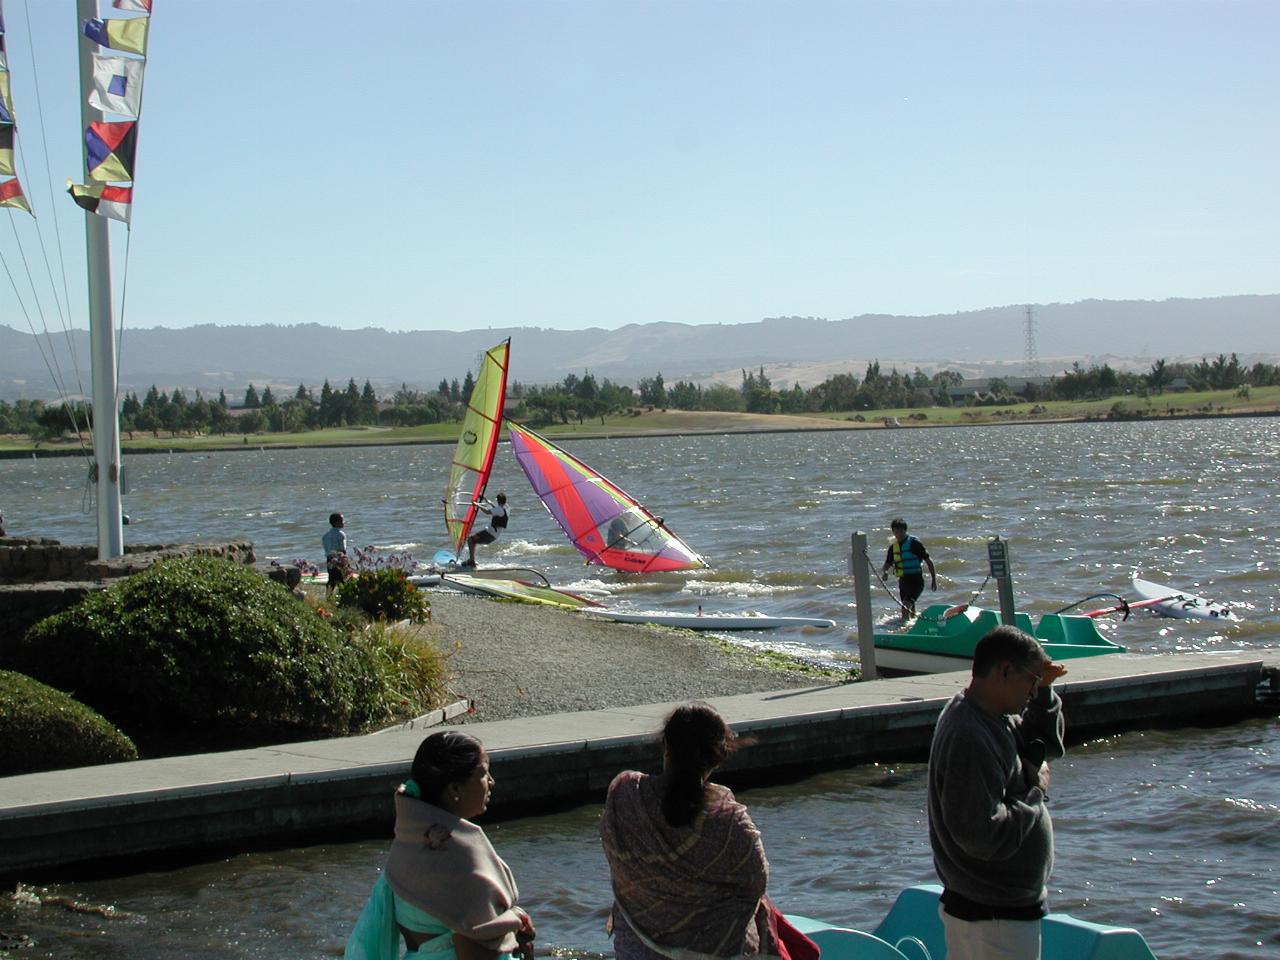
xmin=946 ymin=376 xmax=1053 ymax=403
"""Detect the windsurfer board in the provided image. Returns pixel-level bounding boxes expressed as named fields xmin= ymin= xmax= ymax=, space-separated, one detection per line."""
xmin=583 ymin=609 xmax=837 ymax=631
xmin=1131 ymin=577 xmax=1238 ymax=621
xmin=439 ymin=573 xmax=601 ymax=610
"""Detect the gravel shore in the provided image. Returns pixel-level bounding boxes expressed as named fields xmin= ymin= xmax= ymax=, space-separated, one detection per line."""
xmin=426 ymin=592 xmax=845 ymax=723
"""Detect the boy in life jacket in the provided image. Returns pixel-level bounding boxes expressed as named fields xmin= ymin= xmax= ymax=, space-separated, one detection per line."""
xmin=463 ymin=492 xmax=508 ymax=567
xmin=881 ymin=517 xmax=937 ymax=619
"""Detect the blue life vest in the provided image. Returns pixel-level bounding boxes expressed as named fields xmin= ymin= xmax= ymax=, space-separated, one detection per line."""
xmin=892 ymin=536 xmax=922 ymax=576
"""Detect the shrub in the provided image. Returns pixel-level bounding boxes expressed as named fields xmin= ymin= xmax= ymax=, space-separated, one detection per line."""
xmin=352 ymin=620 xmax=453 ymax=723
xmin=0 ymin=670 xmax=138 ymax=774
xmin=336 ymin=568 xmax=430 ymax=623
xmin=6 ymin=556 xmax=389 ymax=752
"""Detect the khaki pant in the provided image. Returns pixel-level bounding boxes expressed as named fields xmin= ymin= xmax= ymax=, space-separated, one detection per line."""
xmin=941 ymin=904 xmax=1040 ymax=960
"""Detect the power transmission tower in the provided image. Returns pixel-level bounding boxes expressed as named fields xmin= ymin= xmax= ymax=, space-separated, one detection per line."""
xmin=1022 ymin=305 xmax=1041 ymax=379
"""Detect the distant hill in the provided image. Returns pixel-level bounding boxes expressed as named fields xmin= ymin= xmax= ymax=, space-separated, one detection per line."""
xmin=2 ymin=294 xmax=1277 ymax=401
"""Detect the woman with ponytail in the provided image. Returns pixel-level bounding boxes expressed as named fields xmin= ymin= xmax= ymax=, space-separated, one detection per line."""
xmin=600 ymin=703 xmax=778 ymax=960
xmin=345 ymin=731 xmax=536 ymax=960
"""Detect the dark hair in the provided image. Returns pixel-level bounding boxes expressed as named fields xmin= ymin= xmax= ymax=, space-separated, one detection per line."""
xmin=972 ymin=625 xmax=1047 ymax=677
xmin=495 ymin=492 xmax=507 ymax=504
xmin=660 ymin=702 xmax=748 ymax=827
xmin=411 ymin=730 xmax=484 ymax=805
xmin=329 ymin=513 xmax=343 ymax=526
xmin=890 ymin=518 xmax=907 ymax=531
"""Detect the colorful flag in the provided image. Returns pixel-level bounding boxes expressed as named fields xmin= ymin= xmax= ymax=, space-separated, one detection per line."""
xmin=0 ymin=72 xmax=12 ymax=125
xmin=0 ymin=176 xmax=30 ymax=214
xmin=68 ymin=180 xmax=132 ymax=223
xmin=0 ymin=33 xmax=8 ymax=73
xmin=86 ymin=120 xmax=137 ymax=181
xmin=82 ymin=17 xmax=149 ymax=57
xmin=113 ymin=0 xmax=154 ymax=12
xmin=90 ymin=55 xmax=144 ymax=117
xmin=0 ymin=124 xmax=13 ymax=177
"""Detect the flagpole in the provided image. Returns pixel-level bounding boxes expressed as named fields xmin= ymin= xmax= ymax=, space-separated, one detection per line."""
xmin=77 ymin=0 xmax=124 ymax=559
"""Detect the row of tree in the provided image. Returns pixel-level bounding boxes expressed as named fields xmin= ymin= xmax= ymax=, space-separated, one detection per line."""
xmin=3 ymin=354 xmax=1277 ymax=441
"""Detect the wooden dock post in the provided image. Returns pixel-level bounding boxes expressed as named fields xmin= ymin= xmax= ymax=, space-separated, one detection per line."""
xmin=851 ymin=531 xmax=877 ymax=679
xmin=989 ymin=535 xmax=1018 ymax=626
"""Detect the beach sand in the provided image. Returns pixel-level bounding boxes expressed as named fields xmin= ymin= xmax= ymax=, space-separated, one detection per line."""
xmin=427 ymin=592 xmax=842 ymax=723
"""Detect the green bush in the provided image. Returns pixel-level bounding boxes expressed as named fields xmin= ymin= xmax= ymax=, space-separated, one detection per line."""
xmin=6 ymin=556 xmax=388 ymax=752
xmin=352 ymin=620 xmax=453 ymax=724
xmin=0 ymin=670 xmax=138 ymax=775
xmin=336 ymin=568 xmax=430 ymax=623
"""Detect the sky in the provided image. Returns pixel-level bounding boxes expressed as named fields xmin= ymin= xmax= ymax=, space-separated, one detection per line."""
xmin=1 ymin=0 xmax=1276 ymax=334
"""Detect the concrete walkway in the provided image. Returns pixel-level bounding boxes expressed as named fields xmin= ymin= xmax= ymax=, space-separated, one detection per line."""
xmin=1 ymin=650 xmax=1274 ymax=876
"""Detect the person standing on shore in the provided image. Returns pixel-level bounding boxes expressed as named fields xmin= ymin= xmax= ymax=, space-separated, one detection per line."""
xmin=323 ymin=512 xmax=349 ymax=594
xmin=463 ymin=493 xmax=508 ymax=567
xmin=928 ymin=626 xmax=1068 ymax=960
xmin=881 ymin=517 xmax=936 ymax=619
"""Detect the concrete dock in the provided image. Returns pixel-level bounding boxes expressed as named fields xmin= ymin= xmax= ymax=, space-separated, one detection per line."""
xmin=1 ymin=650 xmax=1274 ymax=877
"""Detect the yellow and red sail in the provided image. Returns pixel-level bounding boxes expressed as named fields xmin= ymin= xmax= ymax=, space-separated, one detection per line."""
xmin=443 ymin=339 xmax=511 ymax=555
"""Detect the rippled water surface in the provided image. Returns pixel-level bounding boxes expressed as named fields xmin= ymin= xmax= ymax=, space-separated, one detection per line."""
xmin=2 ymin=418 xmax=1277 ymax=957
xmin=3 ymin=718 xmax=1277 ymax=959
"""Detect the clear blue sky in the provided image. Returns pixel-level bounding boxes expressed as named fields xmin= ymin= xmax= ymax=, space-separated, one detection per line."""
xmin=4 ymin=0 xmax=1277 ymax=333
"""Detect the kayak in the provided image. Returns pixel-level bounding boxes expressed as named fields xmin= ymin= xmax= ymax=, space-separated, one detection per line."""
xmin=1131 ymin=576 xmax=1238 ymax=621
xmin=582 ymin=609 xmax=837 ymax=630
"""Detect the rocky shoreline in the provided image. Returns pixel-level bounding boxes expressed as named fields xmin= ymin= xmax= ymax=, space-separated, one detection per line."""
xmin=427 ymin=592 xmax=845 ymax=724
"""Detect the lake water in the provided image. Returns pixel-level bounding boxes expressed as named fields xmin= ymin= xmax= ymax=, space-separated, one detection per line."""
xmin=2 ymin=418 xmax=1277 ymax=958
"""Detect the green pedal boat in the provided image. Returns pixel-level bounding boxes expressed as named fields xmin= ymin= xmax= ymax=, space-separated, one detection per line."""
xmin=873 ymin=603 xmax=1126 ymax=676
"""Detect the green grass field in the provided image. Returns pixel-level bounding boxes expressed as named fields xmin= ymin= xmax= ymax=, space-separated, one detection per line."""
xmin=810 ymin=385 xmax=1280 ymax=427
xmin=2 ymin=387 xmax=1276 ymax=454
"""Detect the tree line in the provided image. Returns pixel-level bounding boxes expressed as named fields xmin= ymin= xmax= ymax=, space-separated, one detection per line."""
xmin=2 ymin=353 xmax=1277 ymax=441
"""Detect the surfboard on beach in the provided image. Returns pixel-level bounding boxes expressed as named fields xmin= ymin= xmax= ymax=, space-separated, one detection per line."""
xmin=582 ymin=609 xmax=837 ymax=631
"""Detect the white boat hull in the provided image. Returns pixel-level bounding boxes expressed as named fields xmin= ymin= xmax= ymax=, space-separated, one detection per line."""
xmin=583 ymin=610 xmax=836 ymax=631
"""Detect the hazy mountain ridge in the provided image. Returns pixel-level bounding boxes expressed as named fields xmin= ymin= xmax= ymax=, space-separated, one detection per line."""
xmin=1 ymin=295 xmax=1276 ymax=401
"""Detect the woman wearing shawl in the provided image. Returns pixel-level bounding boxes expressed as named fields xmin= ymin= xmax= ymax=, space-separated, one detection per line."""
xmin=600 ymin=703 xmax=778 ymax=960
xmin=345 ymin=731 xmax=536 ymax=960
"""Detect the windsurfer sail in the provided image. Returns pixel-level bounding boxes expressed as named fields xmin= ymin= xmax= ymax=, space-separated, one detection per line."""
xmin=506 ymin=421 xmax=707 ymax=573
xmin=443 ymin=339 xmax=511 ymax=556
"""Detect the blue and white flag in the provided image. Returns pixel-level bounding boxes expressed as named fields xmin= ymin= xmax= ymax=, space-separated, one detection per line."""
xmin=82 ymin=17 xmax=148 ymax=57
xmin=90 ymin=55 xmax=144 ymax=117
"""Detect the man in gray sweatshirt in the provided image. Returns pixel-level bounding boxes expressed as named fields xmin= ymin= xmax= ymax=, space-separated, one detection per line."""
xmin=927 ymin=626 xmax=1068 ymax=960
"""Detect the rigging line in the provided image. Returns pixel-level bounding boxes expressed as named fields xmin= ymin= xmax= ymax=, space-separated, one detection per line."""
xmin=862 ymin=548 xmax=909 ymax=614
xmin=0 ymin=217 xmax=89 ymax=455
xmin=18 ymin=0 xmax=84 ymax=399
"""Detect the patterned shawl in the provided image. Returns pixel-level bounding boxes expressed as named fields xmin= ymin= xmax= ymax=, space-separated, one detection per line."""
xmin=384 ymin=787 xmax=524 ymax=953
xmin=600 ymin=770 xmax=772 ymax=960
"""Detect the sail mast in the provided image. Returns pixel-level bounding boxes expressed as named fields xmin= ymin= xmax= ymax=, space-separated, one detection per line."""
xmin=76 ymin=0 xmax=123 ymax=558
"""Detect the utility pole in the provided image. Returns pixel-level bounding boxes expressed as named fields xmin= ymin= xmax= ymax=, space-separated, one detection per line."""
xmin=1023 ymin=305 xmax=1041 ymax=380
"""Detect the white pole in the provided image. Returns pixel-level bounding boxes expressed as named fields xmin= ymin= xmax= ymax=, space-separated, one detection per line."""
xmin=77 ymin=0 xmax=123 ymax=558
xmin=850 ymin=531 xmax=877 ymax=679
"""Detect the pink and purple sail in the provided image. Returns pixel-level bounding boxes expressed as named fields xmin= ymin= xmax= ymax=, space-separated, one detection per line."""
xmin=506 ymin=421 xmax=706 ymax=573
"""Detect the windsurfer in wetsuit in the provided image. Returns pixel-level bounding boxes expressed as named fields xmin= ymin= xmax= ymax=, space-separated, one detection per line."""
xmin=463 ymin=492 xmax=508 ymax=567
xmin=881 ymin=517 xmax=936 ymax=619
